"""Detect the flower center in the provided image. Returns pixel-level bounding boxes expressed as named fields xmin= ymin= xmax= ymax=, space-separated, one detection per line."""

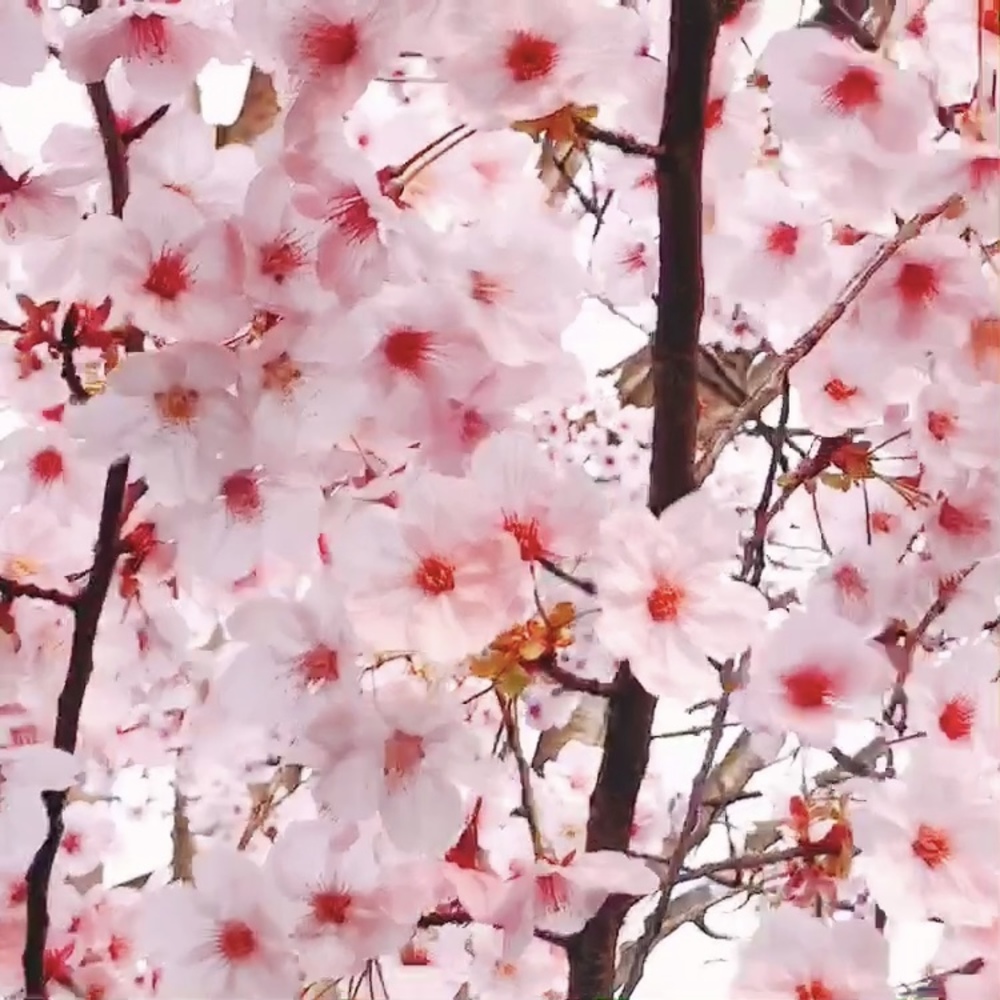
xmin=154 ymin=386 xmax=199 ymax=426
xmin=470 ymin=271 xmax=504 ymax=305
xmin=895 ymin=261 xmax=939 ymax=307
xmin=781 ymin=663 xmax=837 ymax=711
xmin=822 ymin=378 xmax=857 ymax=402
xmin=297 ymin=645 xmax=340 ymax=685
xmin=127 ymin=13 xmax=169 ymax=58
xmin=301 ymin=20 xmax=359 ymax=68
xmin=646 ymin=580 xmax=684 ymax=623
xmin=383 ymin=328 xmax=434 ymax=376
xmin=216 ymin=920 xmax=258 ymax=962
xmin=259 ymin=238 xmax=306 ymax=284
xmin=504 ymin=31 xmax=559 ymax=83
xmin=937 ymin=499 xmax=987 ymax=537
xmin=825 ymin=65 xmax=881 ymax=113
xmin=911 ymin=823 xmax=951 ymax=868
xmin=925 ymin=410 xmax=955 ymax=442
xmin=765 ymin=223 xmax=799 ymax=257
xmin=311 ymin=890 xmax=352 ymax=925
xmin=502 ymin=514 xmax=546 ymax=562
xmin=383 ymin=730 xmax=425 ymax=791
xmin=795 ymin=982 xmax=835 ymax=1000
xmin=705 ymin=97 xmax=725 ymax=131
xmin=327 ymin=187 xmax=378 ymax=245
xmin=831 ymin=564 xmax=867 ymax=601
xmin=261 ymin=351 xmax=302 ymax=396
xmin=414 ymin=555 xmax=455 ymax=595
xmin=143 ymin=250 xmax=190 ymax=302
xmin=938 ymin=696 xmax=975 ymax=741
xmin=29 ymin=447 xmax=64 ymax=484
xmin=221 ymin=472 xmax=262 ymax=522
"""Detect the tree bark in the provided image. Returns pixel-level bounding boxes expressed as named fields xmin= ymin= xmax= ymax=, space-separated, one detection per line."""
xmin=565 ymin=2 xmax=720 ymax=997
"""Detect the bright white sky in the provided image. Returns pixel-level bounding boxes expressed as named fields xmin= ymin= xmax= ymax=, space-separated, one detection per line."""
xmin=0 ymin=2 xmax=937 ymax=996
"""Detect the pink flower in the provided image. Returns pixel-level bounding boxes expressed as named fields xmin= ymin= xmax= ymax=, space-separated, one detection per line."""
xmin=236 ymin=165 xmax=328 ymax=316
xmin=468 ymin=429 xmax=605 ymax=566
xmin=340 ymin=472 xmax=528 ymax=664
xmin=266 ymin=819 xmax=429 ymax=980
xmin=0 ymin=424 xmax=103 ymax=520
xmin=68 ymin=342 xmax=243 ymax=504
xmin=735 ymin=610 xmax=894 ymax=749
xmin=442 ymin=0 xmax=639 ymax=126
xmin=295 ymin=683 xmax=480 ymax=855
xmin=288 ymin=138 xmax=417 ymax=303
xmin=932 ymin=920 xmax=1000 ymax=1000
xmin=214 ymin=580 xmax=362 ymax=727
xmin=906 ymin=642 xmax=1000 ymax=759
xmin=924 ymin=470 xmax=1000 ymax=572
xmin=236 ymin=313 xmax=368 ymax=454
xmin=759 ymin=28 xmax=934 ymax=155
xmin=164 ymin=438 xmax=325 ymax=584
xmin=857 ymin=233 xmax=989 ymax=361
xmin=137 ymin=848 xmax=298 ymax=999
xmin=0 ymin=146 xmax=80 ymax=244
xmin=61 ymin=0 xmax=238 ymax=103
xmin=56 ymin=799 xmax=116 ymax=878
xmin=441 ymin=208 xmax=584 ymax=366
xmin=594 ymin=499 xmax=767 ymax=703
xmin=852 ymin=751 xmax=1000 ymax=925
xmin=590 ymin=214 xmax=659 ymax=308
xmin=731 ymin=906 xmax=892 ymax=1000
xmin=273 ymin=0 xmax=402 ymax=113
xmin=488 ymin=850 xmax=658 ymax=959
xmin=81 ymin=189 xmax=249 ymax=343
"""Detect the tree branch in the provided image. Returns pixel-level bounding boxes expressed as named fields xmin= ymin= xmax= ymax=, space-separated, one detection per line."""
xmin=0 ymin=578 xmax=76 ymax=608
xmin=23 ymin=458 xmax=131 ymax=999
xmin=76 ymin=0 xmax=129 ymax=218
xmin=694 ymin=196 xmax=963 ymax=485
xmin=566 ymin=4 xmax=721 ymax=998
xmin=499 ymin=695 xmax=546 ymax=858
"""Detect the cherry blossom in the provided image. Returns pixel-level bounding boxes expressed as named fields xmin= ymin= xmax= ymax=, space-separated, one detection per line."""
xmin=852 ymin=751 xmax=1000 ymax=926
xmin=593 ymin=499 xmax=767 ymax=702
xmin=0 ymin=1 xmax=996 ymax=998
xmin=735 ymin=610 xmax=895 ymax=749
xmin=730 ymin=905 xmax=893 ymax=1000
xmin=137 ymin=848 xmax=299 ymax=998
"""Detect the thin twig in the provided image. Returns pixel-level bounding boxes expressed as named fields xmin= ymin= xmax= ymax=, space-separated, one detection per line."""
xmin=618 ymin=691 xmax=731 ymax=997
xmin=536 ymin=556 xmax=597 ymax=596
xmin=695 ymin=196 xmax=963 ymax=484
xmin=499 ymin=695 xmax=546 ymax=858
xmin=576 ymin=118 xmax=664 ymax=158
xmin=0 ymin=578 xmax=76 ymax=608
xmin=121 ymin=104 xmax=169 ymax=145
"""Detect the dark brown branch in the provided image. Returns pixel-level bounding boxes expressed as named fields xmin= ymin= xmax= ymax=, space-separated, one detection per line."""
xmin=121 ymin=104 xmax=169 ymax=145
xmin=534 ymin=654 xmax=617 ymax=697
xmin=565 ymin=3 xmax=720 ymax=998
xmin=75 ymin=0 xmax=129 ymax=220
xmin=537 ymin=556 xmax=597 ymax=596
xmin=0 ymin=578 xmax=76 ymax=608
xmin=575 ymin=118 xmax=664 ymax=158
xmin=58 ymin=304 xmax=89 ymax=403
xmin=87 ymin=80 xmax=128 ymax=217
xmin=23 ymin=458 xmax=131 ymax=999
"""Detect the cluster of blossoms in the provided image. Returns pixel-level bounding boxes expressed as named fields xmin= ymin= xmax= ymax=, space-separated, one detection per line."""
xmin=0 ymin=0 xmax=998 ymax=998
